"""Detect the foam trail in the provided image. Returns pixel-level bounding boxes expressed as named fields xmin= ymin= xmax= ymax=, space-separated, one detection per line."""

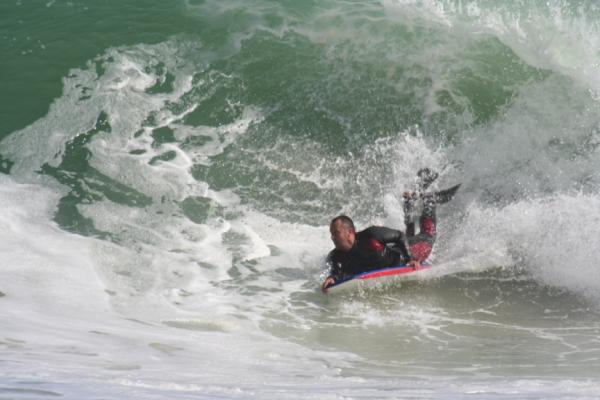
xmin=1 ymin=39 xmax=197 ymax=181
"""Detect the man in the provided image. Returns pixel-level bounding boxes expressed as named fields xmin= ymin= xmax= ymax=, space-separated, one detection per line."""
xmin=321 ymin=172 xmax=459 ymax=292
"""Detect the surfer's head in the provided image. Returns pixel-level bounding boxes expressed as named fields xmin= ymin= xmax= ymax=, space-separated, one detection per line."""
xmin=330 ymin=215 xmax=356 ymax=252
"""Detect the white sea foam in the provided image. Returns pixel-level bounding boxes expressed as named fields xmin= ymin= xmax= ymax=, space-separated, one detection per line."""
xmin=0 ymin=175 xmax=107 ymax=314
xmin=1 ymin=39 xmax=196 ymax=180
xmin=4 ymin=3 xmax=600 ymax=397
xmin=0 ymin=175 xmax=344 ymax=399
xmin=449 ymin=193 xmax=600 ymax=300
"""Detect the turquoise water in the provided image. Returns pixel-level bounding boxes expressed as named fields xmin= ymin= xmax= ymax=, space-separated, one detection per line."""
xmin=2 ymin=0 xmax=600 ymax=398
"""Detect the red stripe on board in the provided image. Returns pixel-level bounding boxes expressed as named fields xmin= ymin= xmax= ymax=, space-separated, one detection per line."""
xmin=357 ymin=263 xmax=431 ymax=280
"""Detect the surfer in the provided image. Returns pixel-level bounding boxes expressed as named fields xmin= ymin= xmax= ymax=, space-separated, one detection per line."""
xmin=321 ymin=169 xmax=459 ymax=292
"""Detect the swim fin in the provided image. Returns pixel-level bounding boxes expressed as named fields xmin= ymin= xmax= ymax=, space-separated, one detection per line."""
xmin=430 ymin=183 xmax=461 ymax=204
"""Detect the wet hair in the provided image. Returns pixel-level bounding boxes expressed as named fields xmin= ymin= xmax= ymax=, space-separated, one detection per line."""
xmin=330 ymin=215 xmax=355 ymax=231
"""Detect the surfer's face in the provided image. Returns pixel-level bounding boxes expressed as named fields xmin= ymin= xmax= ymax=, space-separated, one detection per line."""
xmin=330 ymin=220 xmax=355 ymax=252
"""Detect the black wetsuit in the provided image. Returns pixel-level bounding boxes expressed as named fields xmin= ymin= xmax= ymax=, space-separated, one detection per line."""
xmin=326 ymin=226 xmax=411 ymax=281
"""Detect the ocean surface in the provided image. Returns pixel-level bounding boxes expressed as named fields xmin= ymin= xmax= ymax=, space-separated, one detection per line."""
xmin=2 ymin=0 xmax=600 ymax=398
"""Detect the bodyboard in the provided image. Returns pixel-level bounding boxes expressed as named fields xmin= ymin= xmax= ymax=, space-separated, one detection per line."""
xmin=324 ymin=261 xmax=432 ymax=294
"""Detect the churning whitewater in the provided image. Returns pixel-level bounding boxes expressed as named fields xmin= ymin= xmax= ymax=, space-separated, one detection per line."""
xmin=1 ymin=0 xmax=600 ymax=398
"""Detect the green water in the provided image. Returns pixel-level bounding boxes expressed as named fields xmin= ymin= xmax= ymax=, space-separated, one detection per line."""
xmin=2 ymin=1 xmax=600 ymax=398
xmin=1 ymin=0 xmax=548 ymax=141
xmin=1 ymin=0 xmax=189 ymax=137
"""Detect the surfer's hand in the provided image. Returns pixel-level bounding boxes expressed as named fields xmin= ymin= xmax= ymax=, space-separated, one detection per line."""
xmin=407 ymin=260 xmax=420 ymax=270
xmin=321 ymin=277 xmax=336 ymax=293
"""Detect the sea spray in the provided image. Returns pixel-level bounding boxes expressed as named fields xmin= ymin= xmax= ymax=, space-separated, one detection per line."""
xmin=2 ymin=0 xmax=600 ymax=398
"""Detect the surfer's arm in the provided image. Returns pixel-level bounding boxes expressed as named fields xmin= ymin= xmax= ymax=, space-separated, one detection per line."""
xmin=323 ymin=251 xmax=342 ymax=290
xmin=326 ymin=250 xmax=343 ymax=274
xmin=363 ymin=226 xmax=411 ymax=262
xmin=321 ymin=276 xmax=336 ymax=293
xmin=364 ymin=226 xmax=405 ymax=245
